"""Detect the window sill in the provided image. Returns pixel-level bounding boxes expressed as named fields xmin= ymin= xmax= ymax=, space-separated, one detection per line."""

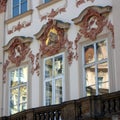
xmin=36 ymin=0 xmax=62 ymax=10
xmin=5 ymin=9 xmax=33 ymax=24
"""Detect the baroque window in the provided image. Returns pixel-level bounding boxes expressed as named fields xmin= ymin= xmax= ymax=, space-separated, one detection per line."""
xmin=12 ymin=0 xmax=27 ymax=17
xmin=9 ymin=66 xmax=28 ymax=114
xmin=44 ymin=53 xmax=64 ymax=105
xmin=83 ymin=39 xmax=109 ymax=96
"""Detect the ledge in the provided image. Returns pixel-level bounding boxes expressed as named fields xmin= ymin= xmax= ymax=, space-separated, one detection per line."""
xmin=36 ymin=0 xmax=62 ymax=10
xmin=5 ymin=9 xmax=33 ymax=24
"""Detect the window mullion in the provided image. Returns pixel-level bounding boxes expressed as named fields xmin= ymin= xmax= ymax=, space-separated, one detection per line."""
xmin=95 ymin=43 xmax=99 ymax=95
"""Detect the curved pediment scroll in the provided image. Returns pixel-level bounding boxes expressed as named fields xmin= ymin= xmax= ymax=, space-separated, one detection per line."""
xmin=4 ymin=36 xmax=33 ymax=66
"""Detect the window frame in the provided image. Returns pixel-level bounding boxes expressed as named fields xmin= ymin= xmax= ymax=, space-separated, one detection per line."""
xmin=82 ymin=39 xmax=110 ymax=96
xmin=12 ymin=0 xmax=28 ymax=17
xmin=8 ymin=65 xmax=28 ymax=115
xmin=43 ymin=52 xmax=65 ymax=106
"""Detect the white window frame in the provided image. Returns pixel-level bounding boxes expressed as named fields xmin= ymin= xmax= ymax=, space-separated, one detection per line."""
xmin=82 ymin=39 xmax=110 ymax=96
xmin=43 ymin=52 xmax=65 ymax=106
xmin=8 ymin=65 xmax=28 ymax=115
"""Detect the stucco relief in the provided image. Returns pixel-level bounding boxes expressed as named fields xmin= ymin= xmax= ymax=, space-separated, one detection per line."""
xmin=28 ymin=51 xmax=40 ymax=76
xmin=4 ymin=36 xmax=33 ymax=66
xmin=39 ymin=0 xmax=67 ymax=21
xmin=8 ymin=21 xmax=31 ymax=34
xmin=0 ymin=0 xmax=7 ymax=13
xmin=3 ymin=60 xmax=9 ymax=83
xmin=107 ymin=21 xmax=115 ymax=48
xmin=35 ymin=19 xmax=73 ymax=64
xmin=76 ymin=0 xmax=95 ymax=7
xmin=72 ymin=6 xmax=112 ymax=60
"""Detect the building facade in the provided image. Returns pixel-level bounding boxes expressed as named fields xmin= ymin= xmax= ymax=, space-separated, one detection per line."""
xmin=0 ymin=0 xmax=120 ymax=119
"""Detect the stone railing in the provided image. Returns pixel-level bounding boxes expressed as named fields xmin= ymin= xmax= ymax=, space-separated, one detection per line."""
xmin=0 ymin=91 xmax=120 ymax=120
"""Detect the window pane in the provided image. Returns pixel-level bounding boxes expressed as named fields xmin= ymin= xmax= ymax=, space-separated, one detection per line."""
xmin=13 ymin=0 xmax=19 ymax=6
xmin=10 ymin=69 xmax=19 ymax=87
xmin=97 ymin=40 xmax=107 ymax=61
xmin=86 ymin=85 xmax=96 ymax=96
xmin=13 ymin=7 xmax=19 ymax=17
xmin=19 ymin=103 xmax=27 ymax=112
xmin=10 ymin=88 xmax=19 ymax=106
xmin=54 ymin=55 xmax=63 ymax=76
xmin=45 ymin=81 xmax=52 ymax=105
xmin=21 ymin=2 xmax=27 ymax=13
xmin=45 ymin=0 xmax=50 ymax=3
xmin=85 ymin=66 xmax=95 ymax=86
xmin=98 ymin=62 xmax=109 ymax=94
xmin=20 ymin=86 xmax=27 ymax=103
xmin=84 ymin=45 xmax=94 ymax=64
xmin=98 ymin=82 xmax=109 ymax=95
xmin=55 ymin=79 xmax=62 ymax=104
xmin=45 ymin=59 xmax=53 ymax=78
xmin=10 ymin=105 xmax=18 ymax=114
xmin=19 ymin=67 xmax=28 ymax=84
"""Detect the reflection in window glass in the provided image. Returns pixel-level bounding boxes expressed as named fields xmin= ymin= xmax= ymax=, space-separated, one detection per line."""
xmin=98 ymin=62 xmax=109 ymax=94
xmin=45 ymin=58 xmax=53 ymax=78
xmin=55 ymin=79 xmax=62 ymax=104
xmin=83 ymin=40 xmax=109 ymax=96
xmin=97 ymin=41 xmax=107 ymax=61
xmin=9 ymin=66 xmax=28 ymax=115
xmin=46 ymin=81 xmax=52 ymax=105
xmin=84 ymin=45 xmax=94 ymax=64
xmin=44 ymin=53 xmax=64 ymax=105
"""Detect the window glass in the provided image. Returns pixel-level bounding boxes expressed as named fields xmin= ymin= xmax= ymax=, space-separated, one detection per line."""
xmin=9 ymin=66 xmax=28 ymax=115
xmin=83 ymin=40 xmax=109 ymax=96
xmin=13 ymin=0 xmax=27 ymax=17
xmin=44 ymin=53 xmax=64 ymax=105
xmin=44 ymin=0 xmax=50 ymax=3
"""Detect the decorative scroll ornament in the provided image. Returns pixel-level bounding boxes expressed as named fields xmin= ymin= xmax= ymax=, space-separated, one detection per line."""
xmin=107 ymin=21 xmax=115 ymax=48
xmin=28 ymin=51 xmax=40 ymax=76
xmin=8 ymin=21 xmax=31 ymax=34
xmin=35 ymin=19 xmax=73 ymax=64
xmin=39 ymin=0 xmax=67 ymax=21
xmin=3 ymin=60 xmax=10 ymax=83
xmin=0 ymin=0 xmax=7 ymax=13
xmin=76 ymin=0 xmax=95 ymax=7
xmin=4 ymin=36 xmax=33 ymax=66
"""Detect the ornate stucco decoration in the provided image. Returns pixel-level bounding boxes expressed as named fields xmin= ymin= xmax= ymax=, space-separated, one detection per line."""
xmin=72 ymin=6 xmax=112 ymax=59
xmin=4 ymin=36 xmax=33 ymax=66
xmin=8 ymin=21 xmax=31 ymax=34
xmin=76 ymin=0 xmax=95 ymax=7
xmin=73 ymin=6 xmax=112 ymax=40
xmin=3 ymin=60 xmax=10 ymax=83
xmin=38 ymin=0 xmax=68 ymax=21
xmin=0 ymin=0 xmax=7 ymax=13
xmin=35 ymin=19 xmax=73 ymax=64
xmin=28 ymin=51 xmax=40 ymax=76
xmin=107 ymin=21 xmax=115 ymax=48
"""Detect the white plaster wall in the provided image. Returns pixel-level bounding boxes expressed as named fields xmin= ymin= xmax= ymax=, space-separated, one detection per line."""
xmin=2 ymin=0 xmax=115 ymax=116
xmin=112 ymin=0 xmax=120 ymax=91
xmin=0 ymin=12 xmax=5 ymax=116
